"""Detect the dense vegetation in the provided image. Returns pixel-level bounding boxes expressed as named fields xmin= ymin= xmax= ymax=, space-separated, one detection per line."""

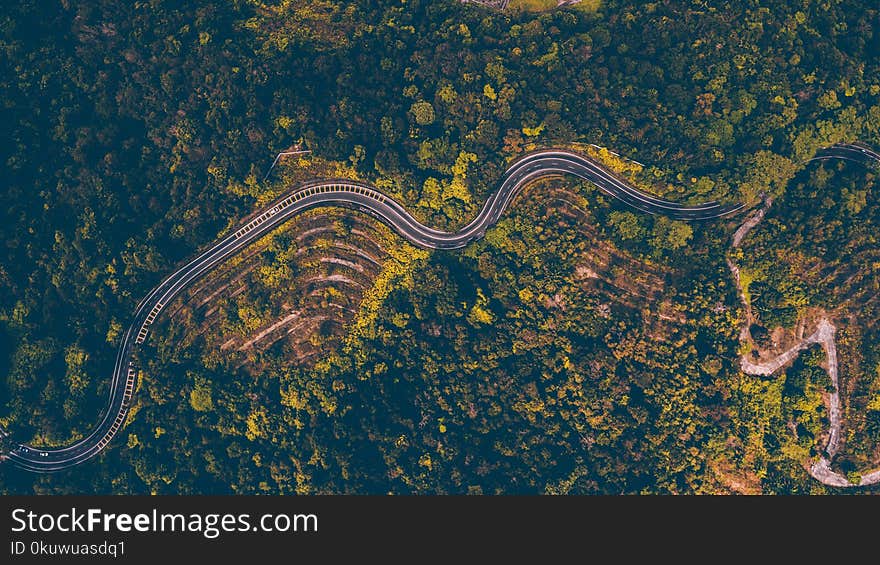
xmin=737 ymin=161 xmax=880 ymax=484
xmin=1 ymin=0 xmax=878 ymax=493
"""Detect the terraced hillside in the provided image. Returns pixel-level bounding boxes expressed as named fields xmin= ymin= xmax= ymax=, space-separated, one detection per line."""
xmin=160 ymin=211 xmax=393 ymax=371
xmin=115 ymin=177 xmax=729 ymax=493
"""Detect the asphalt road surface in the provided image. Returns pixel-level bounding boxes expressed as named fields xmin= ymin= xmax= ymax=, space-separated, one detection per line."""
xmin=5 ymin=144 xmax=867 ymax=472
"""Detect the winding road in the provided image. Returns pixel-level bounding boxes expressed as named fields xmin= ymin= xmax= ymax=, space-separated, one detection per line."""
xmin=730 ymin=141 xmax=880 ymax=487
xmin=4 ymin=143 xmax=874 ymax=473
xmin=4 ymin=148 xmax=741 ymax=472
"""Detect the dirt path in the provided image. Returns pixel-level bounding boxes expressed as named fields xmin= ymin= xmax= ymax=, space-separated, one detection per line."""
xmin=729 ymin=203 xmax=879 ymax=487
xmin=732 ymin=198 xmax=772 ymax=248
xmin=728 ymin=199 xmax=772 ymax=340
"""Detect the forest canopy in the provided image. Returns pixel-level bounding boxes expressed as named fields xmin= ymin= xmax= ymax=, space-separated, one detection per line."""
xmin=1 ymin=0 xmax=879 ymax=493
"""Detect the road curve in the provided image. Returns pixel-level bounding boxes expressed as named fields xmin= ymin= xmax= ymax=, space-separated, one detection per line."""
xmin=2 ymin=146 xmax=750 ymax=471
xmin=731 ymin=142 xmax=880 ymax=487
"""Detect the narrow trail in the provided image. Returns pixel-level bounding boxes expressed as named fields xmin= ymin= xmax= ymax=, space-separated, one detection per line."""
xmin=728 ymin=198 xmax=878 ymax=488
xmin=727 ymin=198 xmax=772 ymax=341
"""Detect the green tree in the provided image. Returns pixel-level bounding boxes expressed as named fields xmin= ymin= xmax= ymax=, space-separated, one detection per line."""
xmin=608 ymin=211 xmax=646 ymax=241
xmin=651 ymin=217 xmax=693 ymax=253
xmin=409 ymin=101 xmax=435 ymax=126
xmin=189 ymin=377 xmax=214 ymax=412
